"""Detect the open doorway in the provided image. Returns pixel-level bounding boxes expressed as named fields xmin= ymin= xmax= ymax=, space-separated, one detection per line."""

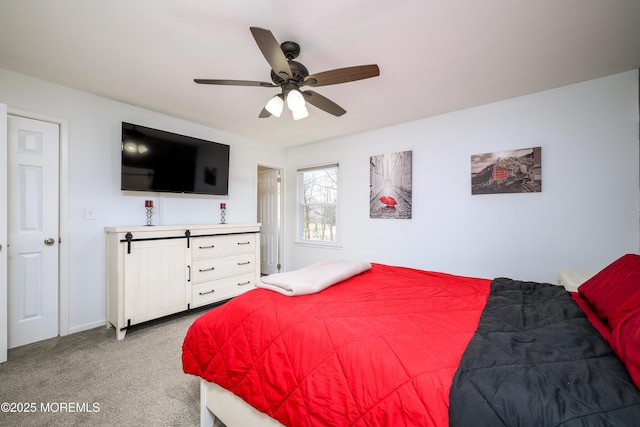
xmin=257 ymin=164 xmax=283 ymax=275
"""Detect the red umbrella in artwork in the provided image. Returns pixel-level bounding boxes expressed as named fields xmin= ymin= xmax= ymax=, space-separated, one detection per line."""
xmin=380 ymin=196 xmax=397 ymax=206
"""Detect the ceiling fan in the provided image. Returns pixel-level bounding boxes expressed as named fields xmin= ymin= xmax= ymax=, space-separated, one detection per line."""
xmin=194 ymin=27 xmax=380 ymax=120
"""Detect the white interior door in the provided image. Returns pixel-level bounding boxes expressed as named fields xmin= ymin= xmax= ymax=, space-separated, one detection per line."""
xmin=7 ymin=114 xmax=60 ymax=348
xmin=0 ymin=104 xmax=7 ymax=362
xmin=258 ymin=168 xmax=281 ymax=275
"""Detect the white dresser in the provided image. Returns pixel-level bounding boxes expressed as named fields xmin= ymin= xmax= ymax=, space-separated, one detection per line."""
xmin=105 ymin=223 xmax=260 ymax=339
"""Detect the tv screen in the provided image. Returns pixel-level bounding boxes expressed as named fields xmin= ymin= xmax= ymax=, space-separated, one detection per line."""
xmin=121 ymin=122 xmax=230 ymax=195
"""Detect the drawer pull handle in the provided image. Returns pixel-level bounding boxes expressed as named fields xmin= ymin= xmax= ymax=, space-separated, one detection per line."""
xmin=237 ymin=241 xmax=251 ymax=245
xmin=198 ymin=289 xmax=215 ymax=296
xmin=199 ymin=245 xmax=215 ymax=249
xmin=199 ymin=267 xmax=215 ymax=272
xmin=237 ymin=281 xmax=251 ymax=286
xmin=237 ymin=261 xmax=251 ymax=266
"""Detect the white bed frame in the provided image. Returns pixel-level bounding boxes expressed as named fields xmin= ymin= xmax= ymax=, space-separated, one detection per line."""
xmin=200 ymin=379 xmax=285 ymax=427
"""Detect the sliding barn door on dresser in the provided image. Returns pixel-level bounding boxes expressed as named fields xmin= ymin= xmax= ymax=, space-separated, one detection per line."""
xmin=106 ymin=223 xmax=260 ymax=339
xmin=124 ymin=237 xmax=189 ymax=326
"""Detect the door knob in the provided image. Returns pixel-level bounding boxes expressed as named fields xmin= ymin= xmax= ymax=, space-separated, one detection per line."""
xmin=44 ymin=238 xmax=55 ymax=246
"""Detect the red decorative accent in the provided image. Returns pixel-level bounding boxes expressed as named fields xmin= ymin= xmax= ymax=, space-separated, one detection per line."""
xmin=493 ymin=167 xmax=508 ymax=180
xmin=220 ymin=203 xmax=226 ymax=209
xmin=379 ymin=196 xmax=397 ymax=206
xmin=145 ymin=200 xmax=153 ymax=207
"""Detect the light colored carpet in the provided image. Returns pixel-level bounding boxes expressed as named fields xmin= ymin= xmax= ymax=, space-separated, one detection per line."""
xmin=0 ymin=308 xmax=215 ymax=427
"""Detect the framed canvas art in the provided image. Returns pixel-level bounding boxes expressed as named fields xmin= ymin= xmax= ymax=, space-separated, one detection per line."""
xmin=370 ymin=150 xmax=412 ymax=219
xmin=471 ymin=147 xmax=541 ymax=195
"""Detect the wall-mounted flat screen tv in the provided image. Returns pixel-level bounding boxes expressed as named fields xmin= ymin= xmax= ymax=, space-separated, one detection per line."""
xmin=121 ymin=122 xmax=230 ymax=195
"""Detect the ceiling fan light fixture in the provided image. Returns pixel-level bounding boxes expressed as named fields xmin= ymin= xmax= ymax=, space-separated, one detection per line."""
xmin=195 ymin=27 xmax=380 ymax=119
xmin=292 ymin=104 xmax=309 ymax=121
xmin=265 ymin=94 xmax=284 ymax=117
xmin=286 ymin=89 xmax=305 ymax=112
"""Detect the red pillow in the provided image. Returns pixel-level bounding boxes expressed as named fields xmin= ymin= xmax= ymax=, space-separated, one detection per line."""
xmin=608 ymin=284 xmax=640 ymax=389
xmin=578 ymin=254 xmax=640 ymax=324
xmin=609 ymin=308 xmax=640 ymax=389
xmin=607 ymin=279 xmax=640 ymax=326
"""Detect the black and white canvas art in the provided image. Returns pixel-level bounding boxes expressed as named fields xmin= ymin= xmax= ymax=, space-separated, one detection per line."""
xmin=471 ymin=147 xmax=542 ymax=195
xmin=370 ymin=150 xmax=412 ymax=219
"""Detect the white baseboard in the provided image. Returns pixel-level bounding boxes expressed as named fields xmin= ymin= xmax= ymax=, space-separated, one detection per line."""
xmin=67 ymin=319 xmax=107 ymax=335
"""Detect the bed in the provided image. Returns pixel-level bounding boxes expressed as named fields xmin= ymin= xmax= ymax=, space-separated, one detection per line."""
xmin=182 ymin=255 xmax=640 ymax=426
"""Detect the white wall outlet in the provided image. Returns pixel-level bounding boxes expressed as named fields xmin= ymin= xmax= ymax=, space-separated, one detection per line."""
xmin=84 ymin=207 xmax=97 ymax=220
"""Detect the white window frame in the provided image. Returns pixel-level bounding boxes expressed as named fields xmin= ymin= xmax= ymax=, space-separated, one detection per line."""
xmin=296 ymin=163 xmax=340 ymax=247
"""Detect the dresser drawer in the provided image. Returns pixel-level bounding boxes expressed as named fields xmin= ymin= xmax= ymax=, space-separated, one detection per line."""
xmin=192 ymin=253 xmax=255 ymax=283
xmin=191 ymin=273 xmax=255 ymax=307
xmin=192 ymin=234 xmax=255 ymax=259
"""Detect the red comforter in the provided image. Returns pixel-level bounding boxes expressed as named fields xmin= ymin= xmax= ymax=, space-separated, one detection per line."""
xmin=182 ymin=263 xmax=491 ymax=426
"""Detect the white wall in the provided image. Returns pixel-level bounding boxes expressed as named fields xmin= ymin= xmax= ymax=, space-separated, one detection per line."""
xmin=285 ymin=71 xmax=640 ymax=284
xmin=0 ymin=68 xmax=285 ymax=333
xmin=1 ymin=67 xmax=638 ymax=335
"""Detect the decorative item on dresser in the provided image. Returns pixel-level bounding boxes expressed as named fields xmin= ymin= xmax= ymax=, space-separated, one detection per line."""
xmin=144 ymin=200 xmax=154 ymax=225
xmin=105 ymin=223 xmax=260 ymax=340
xmin=220 ymin=203 xmax=226 ymax=224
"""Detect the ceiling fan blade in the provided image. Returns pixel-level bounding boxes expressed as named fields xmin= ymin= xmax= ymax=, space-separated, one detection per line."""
xmin=194 ymin=79 xmax=276 ymax=87
xmin=249 ymin=27 xmax=292 ymax=79
xmin=303 ymin=64 xmax=380 ymax=87
xmin=302 ymin=90 xmax=346 ymax=117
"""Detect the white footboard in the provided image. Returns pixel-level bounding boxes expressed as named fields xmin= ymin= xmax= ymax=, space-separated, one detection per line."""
xmin=200 ymin=379 xmax=285 ymax=427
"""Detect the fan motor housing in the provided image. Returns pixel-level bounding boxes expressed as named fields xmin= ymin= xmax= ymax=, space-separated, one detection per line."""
xmin=271 ymin=60 xmax=308 ymax=85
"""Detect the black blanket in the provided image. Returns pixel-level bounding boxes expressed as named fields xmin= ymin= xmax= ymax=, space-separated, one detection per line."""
xmin=449 ymin=278 xmax=640 ymax=426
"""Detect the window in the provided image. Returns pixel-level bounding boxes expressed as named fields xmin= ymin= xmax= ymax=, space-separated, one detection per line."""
xmin=298 ymin=164 xmax=339 ymax=244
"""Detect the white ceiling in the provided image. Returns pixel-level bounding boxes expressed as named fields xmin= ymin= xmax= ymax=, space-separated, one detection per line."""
xmin=1 ymin=1 xmax=639 ymax=148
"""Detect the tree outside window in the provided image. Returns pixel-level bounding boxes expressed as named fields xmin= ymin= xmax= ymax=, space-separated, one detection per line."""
xmin=298 ymin=164 xmax=338 ymax=243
